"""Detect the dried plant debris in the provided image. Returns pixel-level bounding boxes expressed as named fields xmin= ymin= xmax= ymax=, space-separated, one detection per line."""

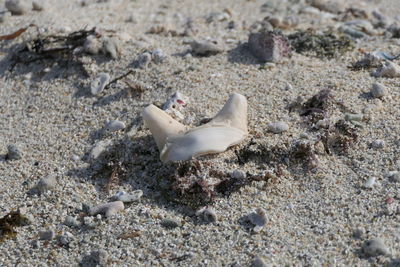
xmin=166 ymin=160 xmax=274 ymax=208
xmin=0 ymin=24 xmax=36 ymax=41
xmin=321 ymin=119 xmax=358 ymax=154
xmin=8 ymin=27 xmax=109 ymax=73
xmin=288 ymin=30 xmax=353 ymax=58
xmin=288 ymin=89 xmax=333 ymax=123
xmin=0 ymin=210 xmax=31 ymax=242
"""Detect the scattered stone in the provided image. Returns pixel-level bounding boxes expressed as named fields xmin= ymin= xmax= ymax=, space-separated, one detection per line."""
xmin=5 ymin=0 xmax=31 ymax=15
xmin=64 ymin=216 xmax=80 ymax=228
xmin=345 ymin=113 xmax=363 ymax=122
xmin=84 ymin=35 xmax=102 ymax=55
xmin=102 ymin=38 xmax=120 ymax=59
xmin=231 ymin=169 xmax=246 ymax=180
xmin=371 ymin=139 xmax=385 ymax=149
xmin=6 ymin=144 xmax=22 ymax=160
xmin=136 ymin=52 xmax=152 ymax=69
xmin=246 ymin=208 xmax=267 ymax=233
xmin=91 ymin=73 xmax=110 ymax=95
xmin=267 ymin=122 xmax=289 ymax=133
xmin=36 ymin=174 xmax=58 ymax=193
xmin=81 ymin=249 xmax=109 ymax=267
xmin=362 ymin=238 xmax=389 ymax=257
xmin=370 ymin=82 xmax=387 ymax=98
xmin=0 ymin=11 xmax=12 ymax=22
xmin=387 ymin=23 xmax=400 ymax=38
xmin=251 ymin=256 xmax=267 ymax=267
xmin=59 ymin=232 xmax=74 ymax=245
xmin=309 ymin=0 xmax=345 ymax=14
xmin=31 ymin=239 xmax=40 ymax=249
xmin=32 ymin=0 xmax=45 ymax=11
xmin=89 ymin=139 xmax=112 ymax=160
xmin=352 ymin=228 xmax=364 ymax=239
xmin=339 ymin=26 xmax=366 ymax=39
xmin=190 ymin=40 xmax=223 ymax=56
xmin=39 ymin=229 xmax=55 ymax=240
xmin=195 ymin=207 xmax=217 ymax=223
xmin=160 ymin=218 xmax=181 ymax=228
xmin=248 ymin=31 xmax=291 ymax=63
xmin=387 ymin=171 xmax=400 ymax=183
xmin=105 ymin=120 xmax=125 ymax=132
xmin=372 ymin=61 xmax=400 ymax=78
xmin=151 ymin=49 xmax=167 ymax=63
xmin=89 ymin=201 xmax=124 ymax=218
xmin=113 ymin=190 xmax=143 ymax=203
xmin=71 ymin=154 xmax=80 ymax=161
xmin=363 ymin=177 xmax=376 ymax=189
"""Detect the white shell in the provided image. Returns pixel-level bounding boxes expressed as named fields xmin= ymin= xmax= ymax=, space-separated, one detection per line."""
xmin=143 ymin=93 xmax=247 ymax=163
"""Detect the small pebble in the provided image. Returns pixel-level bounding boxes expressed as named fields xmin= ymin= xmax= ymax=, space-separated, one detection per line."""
xmin=267 ymin=122 xmax=289 ymax=133
xmin=248 ymin=31 xmax=291 ymax=63
xmin=352 ymin=228 xmax=364 ymax=239
xmin=190 ymin=40 xmax=222 ymax=56
xmin=105 ymin=120 xmax=125 ymax=132
xmin=387 ymin=171 xmax=400 ymax=183
xmin=36 ymin=174 xmax=57 ymax=193
xmin=89 ymin=201 xmax=124 ymax=217
xmin=195 ymin=207 xmax=217 ymax=223
xmin=362 ymin=238 xmax=389 ymax=257
xmin=90 ymin=73 xmax=110 ymax=95
xmin=370 ymin=82 xmax=387 ymax=98
xmin=0 ymin=11 xmax=12 ymax=22
xmin=102 ymin=38 xmax=120 ymax=59
xmin=89 ymin=139 xmax=112 ymax=160
xmin=251 ymin=256 xmax=267 ymax=267
xmin=136 ymin=52 xmax=152 ymax=69
xmin=114 ymin=190 xmax=143 ymax=202
xmin=64 ymin=216 xmax=80 ymax=228
xmin=59 ymin=232 xmax=74 ymax=245
xmin=231 ymin=170 xmax=246 ymax=179
xmin=371 ymin=139 xmax=385 ymax=149
xmin=345 ymin=113 xmax=363 ymax=122
xmin=6 ymin=144 xmax=22 ymax=160
xmin=363 ymin=177 xmax=376 ymax=189
xmin=84 ymin=35 xmax=102 ymax=55
xmin=31 ymin=239 xmax=40 ymax=249
xmin=5 ymin=0 xmax=31 ymax=15
xmin=372 ymin=61 xmax=400 ymax=78
xmin=39 ymin=229 xmax=55 ymax=240
xmin=152 ymin=49 xmax=166 ymax=63
xmin=247 ymin=208 xmax=267 ymax=233
xmin=160 ymin=218 xmax=181 ymax=228
xmin=32 ymin=0 xmax=45 ymax=11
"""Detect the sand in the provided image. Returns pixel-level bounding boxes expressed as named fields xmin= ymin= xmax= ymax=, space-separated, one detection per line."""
xmin=0 ymin=0 xmax=399 ymax=266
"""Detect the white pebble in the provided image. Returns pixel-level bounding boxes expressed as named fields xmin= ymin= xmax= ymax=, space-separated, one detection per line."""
xmin=5 ymin=0 xmax=31 ymax=15
xmin=364 ymin=177 xmax=376 ymax=189
xmin=371 ymin=139 xmax=385 ymax=149
xmin=136 ymin=52 xmax=152 ymax=69
xmin=195 ymin=207 xmax=217 ymax=223
xmin=102 ymin=38 xmax=120 ymax=59
xmin=114 ymin=190 xmax=143 ymax=202
xmin=84 ymin=35 xmax=102 ymax=55
xmin=247 ymin=208 xmax=267 ymax=233
xmin=91 ymin=73 xmax=110 ymax=95
xmin=231 ymin=170 xmax=246 ymax=179
xmin=362 ymin=238 xmax=389 ymax=257
xmin=89 ymin=201 xmax=124 ymax=217
xmin=105 ymin=120 xmax=125 ymax=132
xmin=39 ymin=229 xmax=55 ymax=240
xmin=36 ymin=174 xmax=57 ymax=193
xmin=370 ymin=82 xmax=387 ymax=98
xmin=190 ymin=40 xmax=223 ymax=56
xmin=89 ymin=139 xmax=112 ymax=160
xmin=152 ymin=49 xmax=166 ymax=63
xmin=267 ymin=121 xmax=289 ymax=133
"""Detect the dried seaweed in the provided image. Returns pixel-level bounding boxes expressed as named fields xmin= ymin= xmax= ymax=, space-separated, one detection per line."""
xmin=10 ymin=27 xmax=98 ymax=71
xmin=322 ymin=119 xmax=358 ymax=154
xmin=288 ymin=30 xmax=354 ymax=58
xmin=301 ymin=89 xmax=332 ymax=116
xmin=0 ymin=210 xmax=30 ymax=242
xmin=0 ymin=24 xmax=36 ymax=41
